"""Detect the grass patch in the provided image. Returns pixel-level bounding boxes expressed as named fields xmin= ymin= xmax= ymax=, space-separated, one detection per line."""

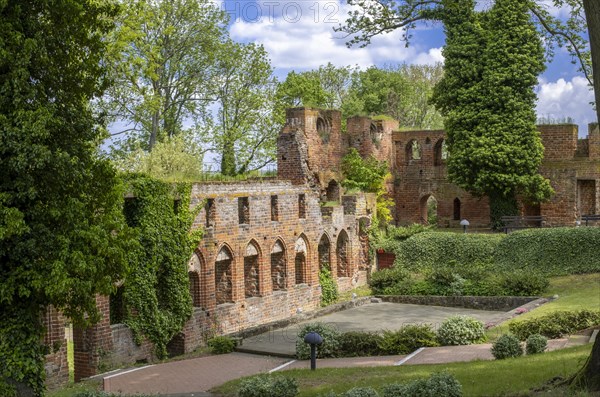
xmin=213 ymin=344 xmax=593 ymax=397
xmin=488 ymin=273 xmax=600 ymax=340
xmin=336 ymin=285 xmax=372 ymax=303
xmin=47 ymin=379 xmax=102 ymax=397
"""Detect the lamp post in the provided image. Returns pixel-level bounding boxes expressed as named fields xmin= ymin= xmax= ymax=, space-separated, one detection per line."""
xmin=460 ymin=219 xmax=470 ymax=234
xmin=303 ymin=332 xmax=323 ymax=370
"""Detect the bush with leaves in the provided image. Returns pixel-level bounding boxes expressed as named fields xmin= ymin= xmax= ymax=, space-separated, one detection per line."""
xmin=526 ymin=334 xmax=548 ymax=355
xmin=369 ymin=267 xmax=410 ymax=294
xmin=338 ymin=331 xmax=383 ymax=357
xmin=437 ymin=316 xmax=486 ymax=346
xmin=296 ymin=323 xmax=341 ymax=359
xmin=491 ymin=334 xmax=523 ymax=359
xmin=394 ymin=233 xmax=503 ymax=273
xmin=509 ymin=310 xmax=600 ymax=340
xmin=381 ymin=372 xmax=462 ymax=397
xmin=493 ymin=228 xmax=600 ymax=276
xmin=237 ymin=375 xmax=298 ymax=397
xmin=319 ymin=267 xmax=339 ymax=306
xmin=340 ymin=387 xmax=380 ymax=397
xmin=499 ymin=270 xmax=549 ymax=296
xmin=377 ymin=325 xmax=439 ymax=354
xmin=341 ymin=148 xmax=392 ymax=226
xmin=207 ymin=336 xmax=235 ymax=354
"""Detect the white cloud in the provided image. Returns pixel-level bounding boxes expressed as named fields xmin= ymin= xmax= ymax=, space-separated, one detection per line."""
xmin=536 ymin=76 xmax=596 ymax=136
xmin=227 ymin=0 xmax=444 ymax=71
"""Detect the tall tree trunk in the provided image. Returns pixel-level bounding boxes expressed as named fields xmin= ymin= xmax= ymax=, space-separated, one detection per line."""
xmin=221 ymin=139 xmax=236 ymax=176
xmin=571 ymin=3 xmax=600 ymax=391
xmin=583 ymin=0 xmax=600 ymax=124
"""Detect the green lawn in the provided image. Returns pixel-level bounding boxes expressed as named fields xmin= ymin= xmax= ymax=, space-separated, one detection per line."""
xmin=487 ymin=273 xmax=600 ymax=339
xmin=213 ymin=344 xmax=594 ymax=397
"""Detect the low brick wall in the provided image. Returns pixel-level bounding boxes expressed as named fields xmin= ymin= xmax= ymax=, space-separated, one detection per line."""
xmin=378 ymin=295 xmax=540 ymax=311
xmin=107 ymin=324 xmax=155 ymax=368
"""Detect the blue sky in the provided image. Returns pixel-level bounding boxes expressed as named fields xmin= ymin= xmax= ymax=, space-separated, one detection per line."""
xmin=221 ymin=0 xmax=596 ymax=136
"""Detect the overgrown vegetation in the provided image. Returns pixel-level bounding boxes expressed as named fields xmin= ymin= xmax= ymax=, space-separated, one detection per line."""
xmin=207 ymin=336 xmax=236 ymax=354
xmin=119 ymin=175 xmax=198 ymax=359
xmin=341 ymin=148 xmax=393 ymax=226
xmin=319 ymin=267 xmax=339 ymax=307
xmin=238 ymin=375 xmax=298 ymax=397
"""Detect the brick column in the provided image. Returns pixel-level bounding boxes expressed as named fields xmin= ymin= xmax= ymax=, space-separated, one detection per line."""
xmin=73 ymin=295 xmax=113 ymax=381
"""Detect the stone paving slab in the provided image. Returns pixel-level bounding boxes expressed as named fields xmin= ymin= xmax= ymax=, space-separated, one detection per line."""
xmin=103 ymin=353 xmax=287 ymax=395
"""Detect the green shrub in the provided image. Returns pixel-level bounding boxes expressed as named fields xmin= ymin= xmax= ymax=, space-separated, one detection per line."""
xmin=499 ymin=270 xmax=549 ymax=296
xmin=319 ymin=268 xmax=339 ymax=306
xmin=493 ymin=228 xmax=600 ymax=276
xmin=73 ymin=393 xmax=155 ymax=397
xmin=508 ymin=310 xmax=600 ymax=340
xmin=207 ymin=336 xmax=236 ymax=354
xmin=377 ymin=325 xmax=439 ymax=354
xmin=437 ymin=316 xmax=486 ymax=346
xmin=382 ymin=372 xmax=462 ymax=397
xmin=237 ymin=375 xmax=298 ymax=397
xmin=426 ymin=266 xmax=466 ymax=296
xmin=338 ymin=331 xmax=383 ymax=357
xmin=526 ymin=334 xmax=548 ymax=355
xmin=296 ymin=323 xmax=341 ymax=359
xmin=491 ymin=334 xmax=523 ymax=359
xmin=369 ymin=267 xmax=410 ymax=293
xmin=341 ymin=387 xmax=379 ymax=397
xmin=394 ymin=233 xmax=503 ymax=272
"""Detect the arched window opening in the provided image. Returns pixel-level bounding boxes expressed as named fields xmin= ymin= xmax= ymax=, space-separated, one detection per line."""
xmin=318 ymin=235 xmax=331 ymax=271
xmin=189 ymin=271 xmax=201 ymax=307
xmin=271 ymin=240 xmax=286 ymax=291
xmin=215 ymin=247 xmax=233 ymax=305
xmin=406 ymin=140 xmax=422 ymax=162
xmin=294 ymin=237 xmax=308 ymax=285
xmin=434 ymin=139 xmax=448 ymax=166
xmin=453 ymin=198 xmax=461 ymax=221
xmin=420 ymin=195 xmax=438 ymax=225
xmin=244 ymin=242 xmax=260 ymax=298
xmin=336 ymin=231 xmax=349 ymax=277
xmin=317 ymin=117 xmax=331 ymax=143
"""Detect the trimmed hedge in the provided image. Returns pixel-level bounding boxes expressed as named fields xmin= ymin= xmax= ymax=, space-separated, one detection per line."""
xmin=493 ymin=227 xmax=600 ymax=275
xmin=393 ymin=232 xmax=504 ymax=272
xmin=508 ymin=310 xmax=600 ymax=340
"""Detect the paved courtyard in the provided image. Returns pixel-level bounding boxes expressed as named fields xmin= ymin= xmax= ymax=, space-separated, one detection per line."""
xmin=103 ymin=302 xmax=511 ymax=395
xmin=237 ymin=302 xmax=508 ymax=357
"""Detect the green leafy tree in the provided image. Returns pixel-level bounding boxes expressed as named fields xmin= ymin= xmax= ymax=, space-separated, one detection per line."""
xmin=207 ymin=41 xmax=280 ymax=176
xmin=101 ymin=0 xmax=228 ymax=152
xmin=432 ymin=0 xmax=552 ymax=225
xmin=349 ymin=64 xmax=444 ymax=129
xmin=113 ymin=133 xmax=204 ymax=181
xmin=341 ymin=149 xmax=393 ymax=226
xmin=0 ymin=0 xmax=134 ymax=394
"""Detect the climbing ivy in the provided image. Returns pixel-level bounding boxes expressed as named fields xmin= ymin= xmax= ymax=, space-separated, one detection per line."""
xmin=120 ymin=174 xmax=200 ymax=358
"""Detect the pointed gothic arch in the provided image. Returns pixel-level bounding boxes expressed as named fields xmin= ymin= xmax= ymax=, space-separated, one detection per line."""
xmin=336 ymin=230 xmax=350 ymax=277
xmin=215 ymin=245 xmax=234 ymax=305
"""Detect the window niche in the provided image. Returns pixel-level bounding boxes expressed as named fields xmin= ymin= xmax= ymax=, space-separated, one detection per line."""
xmin=298 ymin=194 xmax=306 ymax=219
xmin=205 ymin=198 xmax=216 ymax=228
xmin=238 ymin=197 xmax=249 ymax=224
xmin=270 ymin=195 xmax=279 ymax=221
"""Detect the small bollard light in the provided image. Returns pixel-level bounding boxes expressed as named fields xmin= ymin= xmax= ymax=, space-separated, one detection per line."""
xmin=303 ymin=331 xmax=323 ymax=370
xmin=460 ymin=219 xmax=470 ymax=234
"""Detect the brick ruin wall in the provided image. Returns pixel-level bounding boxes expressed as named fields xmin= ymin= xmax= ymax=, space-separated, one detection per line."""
xmin=44 ymin=110 xmax=598 ymax=388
